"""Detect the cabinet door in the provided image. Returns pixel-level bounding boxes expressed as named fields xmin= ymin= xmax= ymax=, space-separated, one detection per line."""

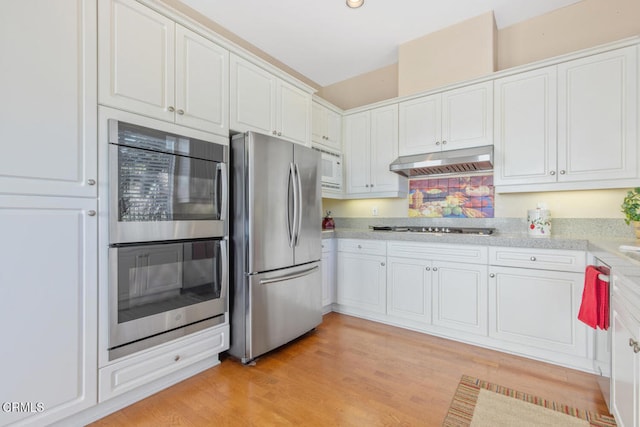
xmin=175 ymin=25 xmax=229 ymax=136
xmin=432 ymin=261 xmax=487 ymax=335
xmin=1 ymin=0 xmax=97 ymax=198
xmin=398 ymin=94 xmax=441 ymax=155
xmin=488 ymin=266 xmax=588 ymax=357
xmin=370 ymin=104 xmax=402 ymax=192
xmin=312 ymin=102 xmax=327 ymax=144
xmin=98 ymin=0 xmax=175 ymax=120
xmin=557 ymin=46 xmax=637 ymax=182
xmin=441 ymin=81 xmax=493 ymax=151
xmin=321 ymin=241 xmax=336 ymax=308
xmin=337 ymin=252 xmax=386 ymax=314
xmin=387 ymin=257 xmax=432 ymax=324
xmin=326 ymin=108 xmax=343 ymax=150
xmin=229 ymin=54 xmax=276 ymax=135
xmin=344 ymin=111 xmax=371 ymax=194
xmin=611 ymin=300 xmax=638 ymax=427
xmin=0 ymin=196 xmax=97 ymax=426
xmin=277 ymin=80 xmax=311 ymax=146
xmin=493 ymin=67 xmax=558 ymax=186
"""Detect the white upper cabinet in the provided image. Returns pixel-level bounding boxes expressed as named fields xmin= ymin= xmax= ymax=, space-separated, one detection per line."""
xmin=495 ymin=45 xmax=638 ymax=191
xmin=230 ymin=54 xmax=312 ymax=146
xmin=98 ymin=0 xmax=229 ymax=136
xmin=312 ymin=101 xmax=342 ymax=151
xmin=399 ymin=81 xmax=493 ymax=156
xmin=344 ymin=104 xmax=407 ymax=198
xmin=0 ymin=0 xmax=97 ymax=198
xmin=494 ymin=67 xmax=558 ymax=186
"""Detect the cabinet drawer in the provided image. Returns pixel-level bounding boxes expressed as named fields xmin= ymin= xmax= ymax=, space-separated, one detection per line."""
xmin=338 ymin=238 xmax=386 ymax=255
xmin=387 ymin=241 xmax=487 ymax=264
xmin=99 ymin=325 xmax=229 ymax=401
xmin=489 ymin=246 xmax=586 ymax=272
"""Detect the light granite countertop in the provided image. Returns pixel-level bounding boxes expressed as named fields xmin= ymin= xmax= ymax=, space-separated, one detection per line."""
xmin=322 ymin=227 xmax=590 ymax=250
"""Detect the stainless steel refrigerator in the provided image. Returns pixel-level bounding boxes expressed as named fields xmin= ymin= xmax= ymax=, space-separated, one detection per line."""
xmin=229 ymin=131 xmax=322 ymax=364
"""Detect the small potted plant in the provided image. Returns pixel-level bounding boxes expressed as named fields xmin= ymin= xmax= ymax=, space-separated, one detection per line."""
xmin=621 ymin=187 xmax=640 ymax=238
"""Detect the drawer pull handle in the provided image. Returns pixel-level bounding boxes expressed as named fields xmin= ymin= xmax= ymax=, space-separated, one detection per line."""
xmin=174 ymin=355 xmax=181 ymax=362
xmin=530 ymin=256 xmax=536 ymax=261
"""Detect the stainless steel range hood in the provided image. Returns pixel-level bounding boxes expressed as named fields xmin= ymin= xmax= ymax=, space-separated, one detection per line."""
xmin=389 ymin=145 xmax=493 ymax=177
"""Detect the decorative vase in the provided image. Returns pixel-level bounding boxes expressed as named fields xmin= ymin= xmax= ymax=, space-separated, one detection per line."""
xmin=633 ymin=221 xmax=640 ymax=239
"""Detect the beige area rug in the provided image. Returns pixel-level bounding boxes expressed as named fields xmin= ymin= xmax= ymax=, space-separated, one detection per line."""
xmin=443 ymin=375 xmax=617 ymax=427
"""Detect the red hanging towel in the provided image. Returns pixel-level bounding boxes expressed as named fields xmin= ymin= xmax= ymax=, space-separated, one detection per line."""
xmin=578 ymin=265 xmax=609 ymax=330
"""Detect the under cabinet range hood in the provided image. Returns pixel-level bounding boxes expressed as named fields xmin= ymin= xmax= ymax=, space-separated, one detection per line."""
xmin=389 ymin=145 xmax=493 ymax=177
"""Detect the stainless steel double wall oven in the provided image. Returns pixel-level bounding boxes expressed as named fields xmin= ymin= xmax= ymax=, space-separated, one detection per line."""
xmin=107 ymin=119 xmax=228 ymax=360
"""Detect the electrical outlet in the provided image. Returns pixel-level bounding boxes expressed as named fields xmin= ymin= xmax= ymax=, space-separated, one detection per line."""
xmin=372 ymin=207 xmax=379 ymax=216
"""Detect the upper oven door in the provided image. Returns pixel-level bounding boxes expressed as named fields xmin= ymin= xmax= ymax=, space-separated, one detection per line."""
xmin=108 ymin=120 xmax=228 ymax=244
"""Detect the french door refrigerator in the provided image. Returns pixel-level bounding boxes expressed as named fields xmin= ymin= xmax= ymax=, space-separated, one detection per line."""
xmin=229 ymin=131 xmax=322 ymax=363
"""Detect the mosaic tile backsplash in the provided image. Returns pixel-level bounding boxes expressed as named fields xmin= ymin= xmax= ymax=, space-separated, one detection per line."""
xmin=408 ymin=174 xmax=494 ymax=218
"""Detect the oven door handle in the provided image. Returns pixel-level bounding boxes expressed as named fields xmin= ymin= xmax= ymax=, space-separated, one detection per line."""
xmin=217 ymin=162 xmax=228 ymax=222
xmin=220 ymin=238 xmax=229 ymax=300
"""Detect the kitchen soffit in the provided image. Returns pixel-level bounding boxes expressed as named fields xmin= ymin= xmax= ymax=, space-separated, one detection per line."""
xmin=177 ymin=0 xmax=583 ymax=87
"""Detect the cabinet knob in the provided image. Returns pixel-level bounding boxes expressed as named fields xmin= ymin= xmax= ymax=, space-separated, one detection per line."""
xmin=357 ymin=245 xmax=362 ymax=249
xmin=174 ymin=355 xmax=181 ymax=362
xmin=425 ymin=267 xmax=431 ymax=271
xmin=177 ymin=109 xmax=184 ymax=115
xmin=278 ymin=132 xmax=282 ymax=136
xmin=432 ymin=267 xmax=438 ymax=271
xmin=489 ymin=273 xmax=495 ymax=278
xmin=87 ymin=179 xmax=96 ymax=186
xmin=88 ymin=210 xmax=96 ymax=216
xmin=550 ymin=171 xmax=556 ymax=176
xmin=435 ymin=141 xmax=441 ymax=146
xmin=530 ymin=256 xmax=536 ymax=261
xmin=168 ymin=106 xmax=175 ymax=112
xmin=272 ymin=130 xmax=277 ymax=135
xmin=442 ymin=140 xmax=447 ymax=145
xmin=370 ymin=184 xmax=374 ymax=188
xmin=365 ymin=184 xmax=369 ymax=188
xmin=381 ymin=262 xmax=385 ymax=267
xmin=629 ymin=339 xmax=640 ymax=353
xmin=560 ymin=170 xmax=566 ymax=175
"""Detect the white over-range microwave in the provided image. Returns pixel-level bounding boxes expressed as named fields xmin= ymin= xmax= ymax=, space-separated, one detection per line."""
xmin=313 ymin=146 xmax=342 ymax=191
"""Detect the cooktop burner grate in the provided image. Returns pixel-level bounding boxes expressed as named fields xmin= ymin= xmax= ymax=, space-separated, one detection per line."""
xmin=370 ymin=226 xmax=495 ymax=235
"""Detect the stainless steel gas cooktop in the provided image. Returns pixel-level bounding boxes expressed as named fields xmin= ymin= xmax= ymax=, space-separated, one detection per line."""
xmin=370 ymin=225 xmax=495 ymax=235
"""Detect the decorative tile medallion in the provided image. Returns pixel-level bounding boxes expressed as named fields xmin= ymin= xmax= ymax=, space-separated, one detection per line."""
xmin=408 ymin=174 xmax=494 ymax=218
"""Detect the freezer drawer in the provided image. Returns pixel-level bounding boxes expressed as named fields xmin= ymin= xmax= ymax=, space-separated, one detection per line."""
xmin=247 ymin=262 xmax=322 ymax=362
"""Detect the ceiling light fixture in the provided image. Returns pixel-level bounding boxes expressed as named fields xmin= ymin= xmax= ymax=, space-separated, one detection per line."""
xmin=346 ymin=0 xmax=364 ymax=9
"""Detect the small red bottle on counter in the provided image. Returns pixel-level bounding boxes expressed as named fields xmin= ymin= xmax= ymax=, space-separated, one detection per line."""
xmin=322 ymin=210 xmax=335 ymax=230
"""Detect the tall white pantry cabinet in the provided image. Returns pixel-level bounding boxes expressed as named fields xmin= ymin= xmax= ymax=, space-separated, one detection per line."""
xmin=0 ymin=1 xmax=98 ymax=426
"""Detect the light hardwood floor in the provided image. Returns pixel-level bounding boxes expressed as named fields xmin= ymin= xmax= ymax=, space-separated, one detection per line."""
xmin=90 ymin=312 xmax=610 ymax=426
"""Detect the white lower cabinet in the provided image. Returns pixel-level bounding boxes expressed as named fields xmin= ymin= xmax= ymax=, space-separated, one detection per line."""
xmin=488 ymin=266 xmax=588 ymax=357
xmin=488 ymin=246 xmax=589 ymax=361
xmin=433 ymin=261 xmax=488 ymax=335
xmin=321 ymin=239 xmax=336 ymax=310
xmin=611 ymin=273 xmax=640 ymax=427
xmin=337 ymin=239 xmax=387 ymax=315
xmin=99 ymin=324 xmax=229 ymax=402
xmin=386 ymin=257 xmax=432 ymax=324
xmin=0 ymin=196 xmax=98 ymax=427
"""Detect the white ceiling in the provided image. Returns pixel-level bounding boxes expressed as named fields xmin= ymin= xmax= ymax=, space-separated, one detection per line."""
xmin=178 ymin=0 xmax=583 ymax=87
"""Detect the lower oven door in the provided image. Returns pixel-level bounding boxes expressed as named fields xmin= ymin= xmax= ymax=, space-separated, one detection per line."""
xmin=109 ymin=238 xmax=228 ymax=351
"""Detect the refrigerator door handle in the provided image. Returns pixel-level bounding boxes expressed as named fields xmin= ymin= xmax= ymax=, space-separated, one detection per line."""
xmin=294 ymin=163 xmax=303 ymax=247
xmin=290 ymin=162 xmax=300 ymax=247
xmin=259 ymin=265 xmax=319 ymax=286
xmin=287 ymin=162 xmax=296 ymax=247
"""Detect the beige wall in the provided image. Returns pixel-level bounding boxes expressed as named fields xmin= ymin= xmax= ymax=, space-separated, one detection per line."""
xmin=398 ymin=11 xmax=496 ymax=97
xmin=498 ymin=0 xmax=640 ymax=70
xmin=316 ymin=64 xmax=399 ymax=110
xmin=324 ymin=189 xmax=630 ymax=219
